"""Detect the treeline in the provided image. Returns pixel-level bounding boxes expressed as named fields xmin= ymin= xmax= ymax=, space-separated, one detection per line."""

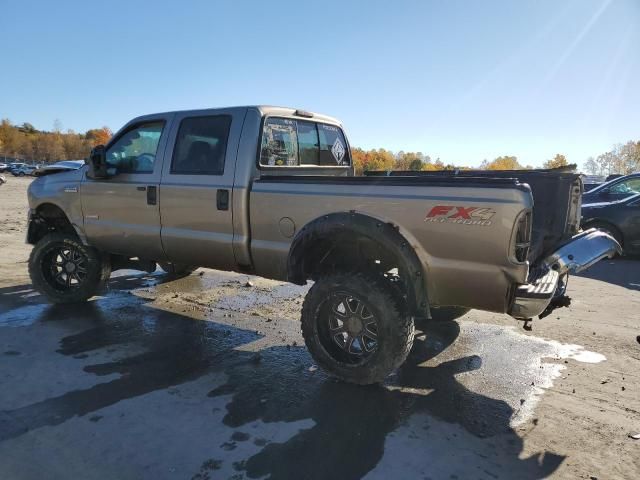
xmin=352 ymin=142 xmax=639 ymax=176
xmin=352 ymin=149 xmax=571 ymax=175
xmin=0 ymin=119 xmax=111 ymax=163
xmin=584 ymin=141 xmax=640 ymax=176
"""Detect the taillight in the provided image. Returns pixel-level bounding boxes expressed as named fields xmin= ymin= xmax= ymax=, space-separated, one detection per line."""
xmin=513 ymin=210 xmax=532 ymax=263
xmin=566 ymin=179 xmax=582 ymax=235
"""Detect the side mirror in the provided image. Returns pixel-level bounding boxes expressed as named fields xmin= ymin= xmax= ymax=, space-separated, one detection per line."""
xmin=86 ymin=145 xmax=109 ymax=179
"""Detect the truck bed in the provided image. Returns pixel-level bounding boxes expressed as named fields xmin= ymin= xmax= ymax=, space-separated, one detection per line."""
xmin=249 ymin=174 xmax=533 ymax=313
xmin=364 ymin=166 xmax=582 ymax=263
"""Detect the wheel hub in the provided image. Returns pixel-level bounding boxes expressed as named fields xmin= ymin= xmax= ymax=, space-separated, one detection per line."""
xmin=323 ymin=293 xmax=379 ymax=361
xmin=344 ymin=316 xmax=363 ymax=336
xmin=42 ymin=244 xmax=88 ymax=291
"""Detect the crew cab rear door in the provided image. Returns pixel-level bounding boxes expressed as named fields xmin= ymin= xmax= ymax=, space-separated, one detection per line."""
xmin=80 ymin=114 xmax=173 ymax=259
xmin=158 ymin=109 xmax=243 ymax=269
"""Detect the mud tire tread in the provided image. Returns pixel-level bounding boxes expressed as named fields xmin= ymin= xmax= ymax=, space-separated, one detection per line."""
xmin=28 ymin=233 xmax=110 ymax=304
xmin=301 ymin=272 xmax=414 ymax=385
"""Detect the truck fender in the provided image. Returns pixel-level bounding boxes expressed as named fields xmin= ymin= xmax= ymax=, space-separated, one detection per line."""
xmin=287 ymin=211 xmax=428 ymax=316
xmin=27 ymin=202 xmax=88 ymax=246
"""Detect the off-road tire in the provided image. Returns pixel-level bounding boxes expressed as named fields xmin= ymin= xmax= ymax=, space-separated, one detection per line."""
xmin=158 ymin=262 xmax=197 ymax=277
xmin=29 ymin=233 xmax=110 ymax=304
xmin=301 ymin=272 xmax=415 ymax=385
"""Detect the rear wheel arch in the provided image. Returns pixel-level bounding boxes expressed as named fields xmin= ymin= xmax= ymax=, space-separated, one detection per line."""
xmin=287 ymin=212 xmax=428 ymax=316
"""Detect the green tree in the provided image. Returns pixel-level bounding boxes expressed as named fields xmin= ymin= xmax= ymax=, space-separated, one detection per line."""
xmin=408 ymin=158 xmax=424 ymax=170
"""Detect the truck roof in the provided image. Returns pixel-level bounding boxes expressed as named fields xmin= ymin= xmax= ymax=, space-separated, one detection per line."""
xmin=130 ymin=105 xmax=342 ymax=127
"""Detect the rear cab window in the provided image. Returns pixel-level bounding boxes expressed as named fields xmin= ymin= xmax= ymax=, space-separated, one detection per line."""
xmin=259 ymin=117 xmax=350 ymax=167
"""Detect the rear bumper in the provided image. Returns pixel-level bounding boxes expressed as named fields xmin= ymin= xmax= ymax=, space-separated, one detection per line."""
xmin=509 ymin=228 xmax=621 ymax=319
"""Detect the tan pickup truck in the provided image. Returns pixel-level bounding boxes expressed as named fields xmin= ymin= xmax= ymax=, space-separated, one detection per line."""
xmin=26 ymin=105 xmax=620 ymax=384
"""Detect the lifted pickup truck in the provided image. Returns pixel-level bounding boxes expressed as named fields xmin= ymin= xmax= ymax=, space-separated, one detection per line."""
xmin=26 ymin=106 xmax=620 ymax=384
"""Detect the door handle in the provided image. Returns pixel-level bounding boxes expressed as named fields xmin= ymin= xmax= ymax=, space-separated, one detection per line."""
xmin=216 ymin=189 xmax=229 ymax=211
xmin=147 ymin=186 xmax=157 ymax=205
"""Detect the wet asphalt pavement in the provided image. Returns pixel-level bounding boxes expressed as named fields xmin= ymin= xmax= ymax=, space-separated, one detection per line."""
xmin=0 ymin=270 xmax=610 ymax=479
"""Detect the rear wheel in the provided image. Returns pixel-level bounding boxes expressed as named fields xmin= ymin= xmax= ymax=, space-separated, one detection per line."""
xmin=29 ymin=233 xmax=110 ymax=304
xmin=301 ymin=273 xmax=414 ymax=385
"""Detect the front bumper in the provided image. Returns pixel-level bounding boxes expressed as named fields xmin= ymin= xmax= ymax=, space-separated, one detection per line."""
xmin=509 ymin=229 xmax=621 ymax=319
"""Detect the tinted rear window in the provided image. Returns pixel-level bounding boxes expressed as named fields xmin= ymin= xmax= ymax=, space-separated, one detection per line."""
xmin=260 ymin=117 xmax=349 ymax=167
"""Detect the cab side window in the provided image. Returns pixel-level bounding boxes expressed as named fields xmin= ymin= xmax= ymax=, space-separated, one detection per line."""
xmin=171 ymin=115 xmax=231 ymax=175
xmin=106 ymin=122 xmax=164 ymax=174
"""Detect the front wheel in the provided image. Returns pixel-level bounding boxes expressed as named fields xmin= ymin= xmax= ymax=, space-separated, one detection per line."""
xmin=301 ymin=273 xmax=415 ymax=385
xmin=29 ymin=233 xmax=111 ymax=304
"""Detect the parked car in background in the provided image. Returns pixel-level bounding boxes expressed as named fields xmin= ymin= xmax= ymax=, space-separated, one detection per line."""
xmin=33 ymin=160 xmax=85 ymax=176
xmin=582 ymin=173 xmax=640 ymax=204
xmin=605 ymin=174 xmax=624 ymax=182
xmin=8 ymin=162 xmax=27 ymax=172
xmin=581 ymin=174 xmax=606 ymax=192
xmin=582 ymin=193 xmax=640 ymax=255
xmin=11 ymin=164 xmax=37 ymax=176
xmin=0 ymin=161 xmax=9 ymax=172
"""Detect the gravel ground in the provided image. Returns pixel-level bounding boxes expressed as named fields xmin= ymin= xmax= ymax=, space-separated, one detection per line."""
xmin=1 ymin=176 xmax=639 ymax=480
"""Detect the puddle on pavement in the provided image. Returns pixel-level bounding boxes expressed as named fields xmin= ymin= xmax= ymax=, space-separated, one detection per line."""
xmin=403 ymin=321 xmax=606 ymax=427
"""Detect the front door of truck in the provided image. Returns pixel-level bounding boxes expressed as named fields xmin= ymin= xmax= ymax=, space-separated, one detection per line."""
xmin=80 ymin=115 xmax=173 ymax=260
xmin=159 ymin=110 xmax=240 ymax=269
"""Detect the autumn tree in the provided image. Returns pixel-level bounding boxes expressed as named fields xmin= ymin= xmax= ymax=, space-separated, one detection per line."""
xmin=480 ymin=156 xmax=523 ymax=170
xmin=543 ymin=154 xmax=568 ymax=169
xmin=85 ymin=127 xmax=112 ymax=146
xmin=351 ymin=148 xmax=396 ymax=174
xmin=0 ymin=119 xmax=23 ymax=157
xmin=0 ymin=118 xmax=110 ymax=163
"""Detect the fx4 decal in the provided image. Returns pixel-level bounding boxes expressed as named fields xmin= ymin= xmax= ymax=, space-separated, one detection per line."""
xmin=425 ymin=205 xmax=496 ymax=226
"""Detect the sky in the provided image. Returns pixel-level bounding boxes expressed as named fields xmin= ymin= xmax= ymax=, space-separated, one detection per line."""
xmin=1 ymin=0 xmax=638 ymax=169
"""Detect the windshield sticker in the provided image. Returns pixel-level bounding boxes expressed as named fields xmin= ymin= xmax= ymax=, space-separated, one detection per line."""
xmin=321 ymin=124 xmax=338 ymax=132
xmin=331 ymin=138 xmax=346 ymax=164
xmin=425 ymin=205 xmax=496 ymax=226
